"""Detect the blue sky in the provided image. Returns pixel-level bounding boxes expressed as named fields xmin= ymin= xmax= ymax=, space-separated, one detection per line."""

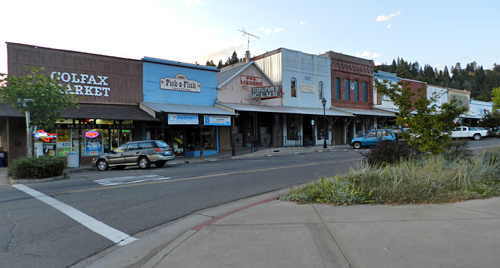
xmin=1 ymin=0 xmax=499 ymax=74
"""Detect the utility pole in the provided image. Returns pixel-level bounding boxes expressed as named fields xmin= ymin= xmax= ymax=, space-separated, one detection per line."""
xmin=20 ymin=99 xmax=34 ymax=157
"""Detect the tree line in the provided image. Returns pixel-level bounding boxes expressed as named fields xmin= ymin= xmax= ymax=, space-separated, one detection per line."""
xmin=375 ymin=58 xmax=500 ymax=102
xmin=205 ymin=51 xmax=244 ymax=69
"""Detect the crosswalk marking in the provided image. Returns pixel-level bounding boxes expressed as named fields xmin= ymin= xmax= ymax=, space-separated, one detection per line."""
xmin=13 ymin=184 xmax=137 ymax=246
xmin=94 ymin=175 xmax=171 ymax=186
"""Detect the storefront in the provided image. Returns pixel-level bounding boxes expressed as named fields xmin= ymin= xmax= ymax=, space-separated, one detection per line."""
xmin=4 ymin=42 xmax=157 ymax=165
xmin=141 ymin=57 xmax=237 ymax=157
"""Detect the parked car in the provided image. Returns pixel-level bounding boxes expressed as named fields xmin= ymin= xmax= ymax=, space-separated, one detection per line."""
xmin=451 ymin=126 xmax=488 ymax=140
xmin=91 ymin=140 xmax=175 ymax=171
xmin=350 ymin=129 xmax=396 ymax=149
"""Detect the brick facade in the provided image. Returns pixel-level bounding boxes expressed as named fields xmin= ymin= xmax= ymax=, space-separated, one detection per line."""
xmin=321 ymin=51 xmax=374 ymax=110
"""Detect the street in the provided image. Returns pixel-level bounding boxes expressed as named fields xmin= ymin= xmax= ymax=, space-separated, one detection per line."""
xmin=1 ymin=139 xmax=499 ymax=268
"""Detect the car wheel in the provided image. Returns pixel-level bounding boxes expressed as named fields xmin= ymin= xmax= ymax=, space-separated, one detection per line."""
xmin=138 ymin=157 xmax=151 ymax=169
xmin=96 ymin=160 xmax=108 ymax=171
xmin=473 ymin=134 xmax=482 ymax=140
xmin=155 ymin=161 xmax=166 ymax=168
xmin=353 ymin=142 xmax=362 ymax=149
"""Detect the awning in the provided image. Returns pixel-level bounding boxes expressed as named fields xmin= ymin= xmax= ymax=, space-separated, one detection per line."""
xmin=0 ymin=103 xmax=24 ymax=117
xmin=216 ymin=103 xmax=353 ymax=117
xmin=331 ymin=107 xmax=396 ymax=117
xmin=141 ymin=102 xmax=238 ymax=117
xmin=461 ymin=113 xmax=483 ymax=119
xmin=373 ymin=107 xmax=399 ymax=114
xmin=61 ymin=104 xmax=159 ymax=121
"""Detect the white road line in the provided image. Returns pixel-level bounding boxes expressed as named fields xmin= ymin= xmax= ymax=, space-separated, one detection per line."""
xmin=13 ymin=184 xmax=137 ymax=246
xmin=94 ymin=175 xmax=171 ymax=186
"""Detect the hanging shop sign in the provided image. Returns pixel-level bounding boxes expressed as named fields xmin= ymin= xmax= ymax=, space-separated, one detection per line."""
xmin=51 ymin=72 xmax=110 ymax=97
xmin=168 ymin=114 xmax=199 ymax=125
xmin=240 ymin=75 xmax=263 ymax=86
xmin=160 ymin=74 xmax=201 ymax=93
xmin=252 ymin=85 xmax=282 ymax=99
xmin=203 ymin=115 xmax=231 ymax=126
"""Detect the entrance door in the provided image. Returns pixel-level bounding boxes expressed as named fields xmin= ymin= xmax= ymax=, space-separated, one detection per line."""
xmin=171 ymin=131 xmax=185 ymax=156
xmin=316 ymin=118 xmax=327 ymax=146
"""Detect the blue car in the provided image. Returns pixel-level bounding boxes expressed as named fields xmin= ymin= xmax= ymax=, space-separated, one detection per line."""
xmin=350 ymin=129 xmax=396 ymax=149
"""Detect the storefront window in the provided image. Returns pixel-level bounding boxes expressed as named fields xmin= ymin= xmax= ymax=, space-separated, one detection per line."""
xmin=186 ymin=127 xmax=216 ymax=150
xmin=32 ymin=120 xmax=134 ymax=157
xmin=287 ymin=116 xmax=299 ymax=140
xmin=83 ymin=129 xmax=103 ymax=156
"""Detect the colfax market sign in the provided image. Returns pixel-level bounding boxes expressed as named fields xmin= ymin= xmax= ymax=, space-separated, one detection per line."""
xmin=160 ymin=74 xmax=201 ymax=93
xmin=51 ymin=72 xmax=110 ymax=97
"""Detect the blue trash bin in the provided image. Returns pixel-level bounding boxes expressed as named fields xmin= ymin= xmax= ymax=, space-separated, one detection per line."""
xmin=0 ymin=151 xmax=5 ymax=167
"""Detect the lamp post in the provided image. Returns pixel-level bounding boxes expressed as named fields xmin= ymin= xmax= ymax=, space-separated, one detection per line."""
xmin=321 ymin=98 xmax=327 ymax=149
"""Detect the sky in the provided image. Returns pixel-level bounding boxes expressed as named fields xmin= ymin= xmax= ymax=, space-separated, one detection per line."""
xmin=1 ymin=0 xmax=499 ymax=74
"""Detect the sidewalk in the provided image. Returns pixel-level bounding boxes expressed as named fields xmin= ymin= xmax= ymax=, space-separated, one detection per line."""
xmin=84 ymin=194 xmax=500 ymax=268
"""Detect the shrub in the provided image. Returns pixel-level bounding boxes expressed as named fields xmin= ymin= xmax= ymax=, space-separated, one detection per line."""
xmin=442 ymin=140 xmax=473 ymax=163
xmin=279 ymin=177 xmax=373 ymax=205
xmin=362 ymin=140 xmax=419 ymax=167
xmin=8 ymin=156 xmax=66 ymax=179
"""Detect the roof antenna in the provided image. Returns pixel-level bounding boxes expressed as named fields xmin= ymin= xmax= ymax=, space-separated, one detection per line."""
xmin=238 ymin=28 xmax=260 ymax=52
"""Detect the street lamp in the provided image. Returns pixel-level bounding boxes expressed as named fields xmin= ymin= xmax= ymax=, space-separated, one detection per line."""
xmin=321 ymin=97 xmax=327 ymax=149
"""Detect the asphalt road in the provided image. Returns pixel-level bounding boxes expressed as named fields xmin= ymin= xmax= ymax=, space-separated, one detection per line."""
xmin=1 ymin=139 xmax=499 ymax=268
xmin=1 ymin=148 xmax=364 ymax=268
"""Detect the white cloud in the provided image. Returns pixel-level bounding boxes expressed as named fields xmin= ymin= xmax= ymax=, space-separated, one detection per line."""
xmin=260 ymin=27 xmax=266 ymax=31
xmin=376 ymin=11 xmax=401 ymax=22
xmin=435 ymin=64 xmax=442 ymax=68
xmin=300 ymin=22 xmax=307 ymax=25
xmin=265 ymin=29 xmax=271 ymax=35
xmin=355 ymin=51 xmax=381 ymax=59
xmin=387 ymin=25 xmax=391 ymax=29
xmin=274 ymin=28 xmax=283 ymax=33
xmin=374 ymin=62 xmax=382 ymax=66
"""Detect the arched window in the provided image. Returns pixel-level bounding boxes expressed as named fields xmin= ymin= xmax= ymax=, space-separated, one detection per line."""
xmin=291 ymin=78 xmax=297 ymax=98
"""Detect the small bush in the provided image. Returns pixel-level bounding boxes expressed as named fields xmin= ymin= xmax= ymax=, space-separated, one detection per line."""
xmin=279 ymin=177 xmax=373 ymax=205
xmin=442 ymin=140 xmax=472 ymax=162
xmin=362 ymin=140 xmax=419 ymax=167
xmin=8 ymin=156 xmax=66 ymax=179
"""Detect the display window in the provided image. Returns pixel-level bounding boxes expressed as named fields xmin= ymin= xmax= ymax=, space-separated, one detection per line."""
xmin=33 ymin=126 xmax=133 ymax=157
xmin=186 ymin=127 xmax=216 ymax=151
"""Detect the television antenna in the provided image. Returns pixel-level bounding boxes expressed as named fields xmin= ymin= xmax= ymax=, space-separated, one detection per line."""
xmin=238 ymin=28 xmax=260 ymax=51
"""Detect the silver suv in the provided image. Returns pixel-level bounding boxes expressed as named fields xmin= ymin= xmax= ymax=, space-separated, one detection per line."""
xmin=91 ymin=140 xmax=175 ymax=171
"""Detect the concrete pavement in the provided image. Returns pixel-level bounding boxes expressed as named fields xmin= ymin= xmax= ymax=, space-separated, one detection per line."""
xmin=82 ymin=193 xmax=500 ymax=268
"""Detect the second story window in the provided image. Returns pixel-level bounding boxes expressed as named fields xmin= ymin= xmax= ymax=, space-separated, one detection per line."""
xmin=291 ymin=78 xmax=297 ymax=98
xmin=345 ymin=79 xmax=350 ymax=101
xmin=363 ymin=82 xmax=368 ymax=102
xmin=354 ymin=81 xmax=359 ymax=101
xmin=335 ymin=78 xmax=340 ymax=99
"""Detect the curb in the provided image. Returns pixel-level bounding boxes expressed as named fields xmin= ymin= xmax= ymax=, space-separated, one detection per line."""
xmin=9 ymin=174 xmax=69 ymax=184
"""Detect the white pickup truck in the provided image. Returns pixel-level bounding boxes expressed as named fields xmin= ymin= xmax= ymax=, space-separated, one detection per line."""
xmin=451 ymin=126 xmax=488 ymax=140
